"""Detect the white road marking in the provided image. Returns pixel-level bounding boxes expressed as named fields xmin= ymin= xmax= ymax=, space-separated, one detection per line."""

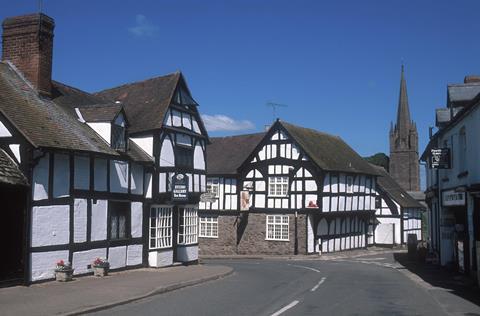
xmin=310 ymin=277 xmax=327 ymax=292
xmin=288 ymin=264 xmax=320 ymax=273
xmin=270 ymin=300 xmax=300 ymax=316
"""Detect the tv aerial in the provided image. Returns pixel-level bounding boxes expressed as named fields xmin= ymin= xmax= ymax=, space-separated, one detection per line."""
xmin=266 ymin=101 xmax=288 ymax=121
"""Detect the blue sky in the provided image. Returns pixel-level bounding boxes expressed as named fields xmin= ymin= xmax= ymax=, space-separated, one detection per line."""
xmin=2 ymin=1 xmax=480 ymax=164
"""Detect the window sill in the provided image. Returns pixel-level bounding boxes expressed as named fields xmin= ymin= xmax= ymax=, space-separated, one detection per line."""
xmin=199 ymin=236 xmax=218 ymax=239
xmin=265 ymin=238 xmax=290 ymax=242
xmin=268 ymin=195 xmax=288 ymax=198
xmin=149 ymin=246 xmax=173 ymax=250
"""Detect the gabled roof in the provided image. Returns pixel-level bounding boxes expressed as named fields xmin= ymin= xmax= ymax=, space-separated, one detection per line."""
xmin=0 ymin=149 xmax=27 ymax=186
xmin=94 ymin=72 xmax=181 ymax=134
xmin=371 ymin=164 xmax=424 ymax=209
xmin=0 ymin=62 xmax=118 ymax=155
xmin=280 ymin=121 xmax=379 ymax=175
xmin=207 ymin=132 xmax=266 ymax=175
xmin=78 ymin=103 xmax=124 ymax=123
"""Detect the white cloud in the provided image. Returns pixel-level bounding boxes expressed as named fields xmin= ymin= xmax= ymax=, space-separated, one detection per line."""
xmin=201 ymin=114 xmax=255 ymax=132
xmin=128 ymin=14 xmax=159 ymax=37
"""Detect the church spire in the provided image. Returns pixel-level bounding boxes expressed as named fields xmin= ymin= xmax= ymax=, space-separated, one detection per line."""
xmin=396 ymin=64 xmax=411 ymax=138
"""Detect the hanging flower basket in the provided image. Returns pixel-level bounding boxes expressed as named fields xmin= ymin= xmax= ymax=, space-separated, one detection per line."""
xmin=54 ymin=260 xmax=74 ymax=282
xmin=92 ymin=257 xmax=110 ymax=277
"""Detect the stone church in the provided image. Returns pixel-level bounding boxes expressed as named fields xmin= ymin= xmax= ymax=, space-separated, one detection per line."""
xmin=389 ymin=66 xmax=420 ymax=192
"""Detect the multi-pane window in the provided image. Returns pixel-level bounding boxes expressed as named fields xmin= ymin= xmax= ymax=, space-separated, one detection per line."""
xmin=266 ymin=215 xmax=289 ymax=241
xmin=110 ymin=201 xmax=130 ymax=240
xmin=111 ymin=123 xmax=126 ymax=151
xmin=150 ymin=206 xmax=173 ymax=249
xmin=199 ymin=216 xmax=218 ymax=238
xmin=206 ymin=178 xmax=219 ymax=197
xmin=176 ymin=147 xmax=193 ymax=169
xmin=268 ymin=176 xmax=289 ymax=197
xmin=178 ymin=207 xmax=198 ymax=245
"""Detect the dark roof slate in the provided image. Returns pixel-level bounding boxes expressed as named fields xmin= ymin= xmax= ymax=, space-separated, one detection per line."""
xmin=0 ymin=62 xmax=118 ymax=155
xmin=371 ymin=164 xmax=424 ymax=209
xmin=78 ymin=104 xmax=123 ymax=122
xmin=448 ymin=82 xmax=480 ymax=107
xmin=280 ymin=121 xmax=379 ymax=175
xmin=0 ymin=149 xmax=27 ymax=186
xmin=207 ymin=132 xmax=266 ymax=174
xmin=94 ymin=72 xmax=180 ymax=134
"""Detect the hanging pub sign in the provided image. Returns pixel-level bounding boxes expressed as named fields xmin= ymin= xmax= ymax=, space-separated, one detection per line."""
xmin=172 ymin=173 xmax=188 ymax=202
xmin=430 ymin=148 xmax=451 ymax=169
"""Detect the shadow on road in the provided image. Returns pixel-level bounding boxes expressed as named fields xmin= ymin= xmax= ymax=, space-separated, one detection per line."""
xmin=394 ymin=252 xmax=480 ymax=307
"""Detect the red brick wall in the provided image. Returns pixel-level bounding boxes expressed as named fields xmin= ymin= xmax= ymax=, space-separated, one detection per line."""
xmin=2 ymin=14 xmax=54 ymax=96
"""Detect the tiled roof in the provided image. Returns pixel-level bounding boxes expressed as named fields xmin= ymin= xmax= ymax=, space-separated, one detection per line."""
xmin=94 ymin=72 xmax=180 ymax=134
xmin=371 ymin=164 xmax=424 ymax=209
xmin=0 ymin=149 xmax=27 ymax=186
xmin=78 ymin=104 xmax=123 ymax=123
xmin=207 ymin=132 xmax=266 ymax=174
xmin=0 ymin=62 xmax=118 ymax=155
xmin=447 ymin=82 xmax=480 ymax=107
xmin=281 ymin=121 xmax=379 ymax=175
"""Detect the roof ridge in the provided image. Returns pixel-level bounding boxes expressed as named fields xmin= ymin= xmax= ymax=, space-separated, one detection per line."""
xmin=211 ymin=132 xmax=266 ymax=140
xmin=94 ymin=71 xmax=181 ymax=95
xmin=280 ymin=120 xmax=340 ymax=138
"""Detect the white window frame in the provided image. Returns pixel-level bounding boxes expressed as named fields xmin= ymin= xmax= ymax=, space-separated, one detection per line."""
xmin=266 ymin=215 xmax=289 ymax=241
xmin=149 ymin=206 xmax=173 ymax=249
xmin=199 ymin=216 xmax=218 ymax=238
xmin=268 ymin=176 xmax=289 ymax=197
xmin=206 ymin=178 xmax=219 ymax=197
xmin=178 ymin=206 xmax=198 ymax=245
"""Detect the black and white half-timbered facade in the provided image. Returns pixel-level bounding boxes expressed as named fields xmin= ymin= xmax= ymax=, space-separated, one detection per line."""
xmin=370 ymin=165 xmax=424 ymax=246
xmin=199 ymin=120 xmax=379 ymax=255
xmin=0 ymin=13 xmax=208 ymax=284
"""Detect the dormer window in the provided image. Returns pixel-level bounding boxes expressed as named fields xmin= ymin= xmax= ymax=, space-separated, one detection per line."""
xmin=112 ymin=113 xmax=127 ymax=151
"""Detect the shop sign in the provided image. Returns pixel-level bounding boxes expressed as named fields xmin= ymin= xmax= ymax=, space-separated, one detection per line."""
xmin=172 ymin=173 xmax=188 ymax=202
xmin=430 ymin=148 xmax=451 ymax=169
xmin=442 ymin=189 xmax=465 ymax=206
xmin=200 ymin=192 xmax=216 ymax=203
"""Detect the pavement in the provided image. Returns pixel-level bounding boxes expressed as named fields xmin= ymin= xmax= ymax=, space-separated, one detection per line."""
xmin=0 ymin=264 xmax=233 ymax=316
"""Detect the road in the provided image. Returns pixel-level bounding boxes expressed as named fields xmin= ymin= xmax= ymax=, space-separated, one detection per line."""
xmin=92 ymin=254 xmax=480 ymax=316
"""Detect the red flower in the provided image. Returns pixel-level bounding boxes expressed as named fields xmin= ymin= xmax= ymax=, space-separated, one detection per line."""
xmin=56 ymin=259 xmax=65 ymax=266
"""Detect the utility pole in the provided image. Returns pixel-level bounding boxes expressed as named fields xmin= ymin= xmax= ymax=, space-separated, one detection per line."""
xmin=266 ymin=101 xmax=288 ymax=122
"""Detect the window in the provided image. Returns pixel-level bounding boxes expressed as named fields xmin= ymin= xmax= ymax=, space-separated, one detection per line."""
xmin=268 ymin=176 xmax=289 ymax=197
xmin=206 ymin=178 xmax=219 ymax=197
xmin=111 ymin=123 xmax=126 ymax=151
xmin=266 ymin=215 xmax=289 ymax=241
xmin=199 ymin=216 xmax=218 ymax=238
xmin=176 ymin=147 xmax=193 ymax=169
xmin=110 ymin=201 xmax=130 ymax=240
xmin=346 ymin=176 xmax=353 ymax=193
xmin=178 ymin=207 xmax=198 ymax=245
xmin=150 ymin=206 xmax=173 ymax=249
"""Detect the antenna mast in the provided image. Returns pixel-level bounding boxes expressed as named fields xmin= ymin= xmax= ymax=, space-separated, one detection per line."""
xmin=266 ymin=101 xmax=288 ymax=122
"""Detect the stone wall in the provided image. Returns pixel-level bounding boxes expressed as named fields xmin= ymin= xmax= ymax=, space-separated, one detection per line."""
xmin=198 ymin=214 xmax=237 ymax=255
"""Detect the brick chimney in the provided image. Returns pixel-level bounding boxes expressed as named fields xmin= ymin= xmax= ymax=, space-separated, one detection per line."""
xmin=2 ymin=14 xmax=55 ymax=97
xmin=464 ymin=75 xmax=480 ymax=84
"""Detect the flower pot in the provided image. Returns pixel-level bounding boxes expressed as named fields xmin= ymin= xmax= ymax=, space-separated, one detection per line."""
xmin=93 ymin=266 xmax=109 ymax=277
xmin=55 ymin=269 xmax=74 ymax=282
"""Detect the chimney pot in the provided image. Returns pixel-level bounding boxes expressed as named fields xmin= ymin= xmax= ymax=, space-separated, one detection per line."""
xmin=464 ymin=75 xmax=480 ymax=84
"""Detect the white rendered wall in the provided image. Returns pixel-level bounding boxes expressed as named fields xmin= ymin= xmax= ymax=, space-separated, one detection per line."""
xmin=131 ymin=202 xmax=143 ymax=238
xmin=32 ymin=154 xmax=49 ymax=200
xmin=91 ymin=200 xmax=108 ymax=241
xmin=131 ymin=136 xmax=154 ymax=157
xmin=159 ymin=138 xmax=175 ymax=167
xmin=127 ymin=244 xmax=143 ymax=266
xmin=130 ymin=163 xmax=144 ymax=195
xmin=73 ymin=199 xmax=87 ymax=243
xmin=0 ymin=120 xmax=12 ymax=137
xmin=30 ymin=250 xmax=69 ymax=281
xmin=110 ymin=160 xmax=129 ymax=193
xmin=149 ymin=249 xmax=173 ymax=267
xmin=74 ymin=155 xmax=90 ymax=190
xmin=94 ymin=158 xmax=108 ymax=191
xmin=53 ymin=154 xmax=70 ymax=198
xmin=307 ymin=214 xmax=315 ymax=253
xmin=145 ymin=173 xmax=153 ymax=198
xmin=31 ymin=205 xmax=69 ymax=247
xmin=177 ymin=245 xmax=198 ymax=262
xmin=193 ymin=144 xmax=205 ymax=170
xmin=72 ymin=248 xmax=107 ymax=275
xmin=376 ymin=217 xmax=401 ymax=245
xmin=87 ymin=122 xmax=111 ymax=144
xmin=9 ymin=144 xmax=20 ymax=163
xmin=108 ymin=246 xmax=127 ymax=269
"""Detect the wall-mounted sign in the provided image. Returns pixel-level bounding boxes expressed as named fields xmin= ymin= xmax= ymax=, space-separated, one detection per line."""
xmin=240 ymin=191 xmax=250 ymax=211
xmin=200 ymin=192 xmax=216 ymax=203
xmin=431 ymin=148 xmax=451 ymax=169
xmin=172 ymin=173 xmax=188 ymax=202
xmin=442 ymin=189 xmax=465 ymax=207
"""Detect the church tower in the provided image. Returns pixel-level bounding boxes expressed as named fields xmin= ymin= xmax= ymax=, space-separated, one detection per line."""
xmin=389 ymin=65 xmax=420 ymax=191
